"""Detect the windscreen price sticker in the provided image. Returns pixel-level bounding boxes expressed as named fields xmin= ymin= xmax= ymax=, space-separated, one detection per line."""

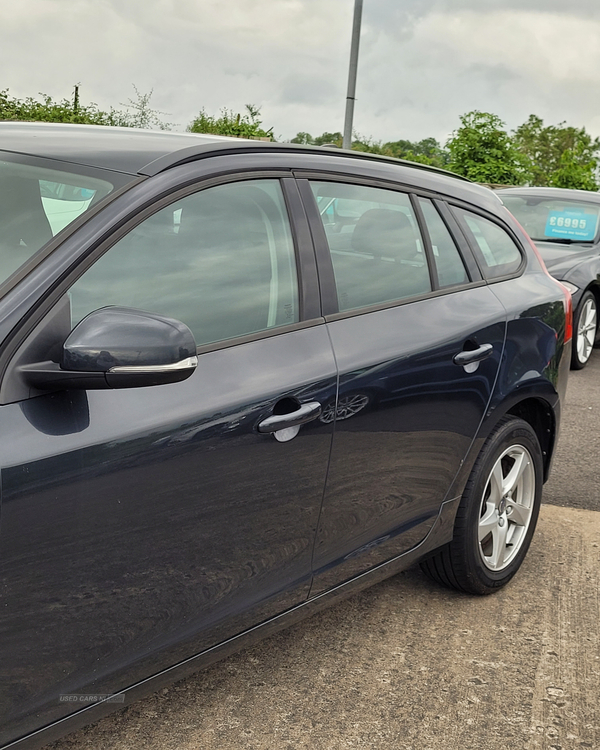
xmin=544 ymin=209 xmax=598 ymax=240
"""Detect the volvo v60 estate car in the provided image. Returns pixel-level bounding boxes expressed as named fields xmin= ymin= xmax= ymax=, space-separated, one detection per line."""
xmin=0 ymin=123 xmax=571 ymax=749
xmin=498 ymin=186 xmax=600 ymax=369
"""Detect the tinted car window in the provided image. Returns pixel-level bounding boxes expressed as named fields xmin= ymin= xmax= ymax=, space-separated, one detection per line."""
xmin=0 ymin=159 xmax=114 ymax=284
xmin=501 ymin=195 xmax=600 ymax=243
xmin=455 ymin=208 xmax=522 ymax=279
xmin=417 ymin=198 xmax=469 ymax=288
xmin=310 ymin=181 xmax=431 ymax=312
xmin=69 ymin=179 xmax=299 ymax=346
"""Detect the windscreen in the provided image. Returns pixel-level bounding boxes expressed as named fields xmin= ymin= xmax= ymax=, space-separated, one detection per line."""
xmin=0 ymin=158 xmax=114 ymax=284
xmin=502 ymin=194 xmax=600 ymax=245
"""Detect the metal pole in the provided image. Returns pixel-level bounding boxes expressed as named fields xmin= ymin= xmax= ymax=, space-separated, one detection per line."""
xmin=343 ymin=0 xmax=363 ymax=150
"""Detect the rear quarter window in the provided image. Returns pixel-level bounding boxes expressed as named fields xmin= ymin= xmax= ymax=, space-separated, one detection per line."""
xmin=454 ymin=208 xmax=523 ymax=280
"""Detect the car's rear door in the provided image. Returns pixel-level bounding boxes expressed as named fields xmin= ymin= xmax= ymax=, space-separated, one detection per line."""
xmin=0 ymin=173 xmax=336 ymax=744
xmin=297 ymin=177 xmax=512 ymax=593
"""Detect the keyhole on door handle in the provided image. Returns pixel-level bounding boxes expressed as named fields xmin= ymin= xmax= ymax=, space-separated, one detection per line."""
xmin=272 ymin=397 xmax=301 ymax=415
xmin=271 ymin=397 xmax=302 ymax=442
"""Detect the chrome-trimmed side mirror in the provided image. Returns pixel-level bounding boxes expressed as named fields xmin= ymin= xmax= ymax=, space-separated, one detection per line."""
xmin=22 ymin=306 xmax=198 ymax=390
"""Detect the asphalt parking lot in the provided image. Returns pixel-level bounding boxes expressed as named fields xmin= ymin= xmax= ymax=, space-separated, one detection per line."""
xmin=51 ymin=357 xmax=600 ymax=750
xmin=543 ymin=354 xmax=600 ymax=513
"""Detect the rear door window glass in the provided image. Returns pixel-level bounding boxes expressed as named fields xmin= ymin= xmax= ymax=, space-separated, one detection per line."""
xmin=418 ymin=198 xmax=469 ymax=288
xmin=310 ymin=181 xmax=431 ymax=312
xmin=454 ymin=208 xmax=523 ymax=279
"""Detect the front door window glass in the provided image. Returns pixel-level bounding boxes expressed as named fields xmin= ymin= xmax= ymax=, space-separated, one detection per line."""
xmin=69 ymin=180 xmax=299 ymax=346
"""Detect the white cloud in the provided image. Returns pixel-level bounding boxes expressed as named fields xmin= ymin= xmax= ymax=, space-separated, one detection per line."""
xmin=422 ymin=10 xmax=600 ymax=85
xmin=350 ymin=7 xmax=600 ymax=143
xmin=1 ymin=0 xmax=600 ymax=144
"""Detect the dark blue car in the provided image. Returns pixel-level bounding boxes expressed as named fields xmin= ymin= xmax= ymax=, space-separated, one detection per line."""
xmin=0 ymin=123 xmax=571 ymax=749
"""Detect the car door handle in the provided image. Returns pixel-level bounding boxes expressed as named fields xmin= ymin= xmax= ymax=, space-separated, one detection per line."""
xmin=453 ymin=343 xmax=494 ymax=366
xmin=257 ymin=401 xmax=322 ymax=433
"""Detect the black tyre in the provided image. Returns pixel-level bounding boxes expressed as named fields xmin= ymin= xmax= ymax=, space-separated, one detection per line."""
xmin=571 ymin=290 xmax=597 ymax=370
xmin=420 ymin=416 xmax=543 ymax=595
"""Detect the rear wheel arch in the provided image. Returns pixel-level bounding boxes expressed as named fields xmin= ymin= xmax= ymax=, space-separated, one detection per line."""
xmin=505 ymin=397 xmax=555 ymax=482
xmin=441 ymin=395 xmax=556 ymax=522
xmin=572 ymin=287 xmax=598 ymax=369
xmin=586 ymin=282 xmax=600 ymax=308
xmin=421 ymin=415 xmax=543 ymax=594
xmin=587 ymin=282 xmax=600 ymax=344
xmin=579 ymin=281 xmax=600 ymax=312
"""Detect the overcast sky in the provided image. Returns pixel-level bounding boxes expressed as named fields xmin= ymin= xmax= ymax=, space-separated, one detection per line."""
xmin=2 ymin=0 xmax=600 ymax=145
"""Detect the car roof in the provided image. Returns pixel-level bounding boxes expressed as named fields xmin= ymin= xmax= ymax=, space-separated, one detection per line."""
xmin=0 ymin=121 xmax=248 ymax=175
xmin=497 ymin=186 xmax=600 ymax=203
xmin=0 ymin=122 xmax=509 ymax=215
xmin=0 ymin=121 xmax=469 ymax=182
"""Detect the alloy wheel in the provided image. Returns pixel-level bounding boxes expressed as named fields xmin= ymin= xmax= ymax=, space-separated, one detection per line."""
xmin=576 ymin=295 xmax=597 ymax=365
xmin=478 ymin=444 xmax=536 ymax=571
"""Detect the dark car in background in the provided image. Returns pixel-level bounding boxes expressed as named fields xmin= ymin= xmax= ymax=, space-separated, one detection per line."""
xmin=0 ymin=123 xmax=571 ymax=749
xmin=498 ymin=186 xmax=600 ymax=369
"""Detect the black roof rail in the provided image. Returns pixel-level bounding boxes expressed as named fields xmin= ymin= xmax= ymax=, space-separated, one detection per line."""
xmin=139 ymin=140 xmax=471 ymax=182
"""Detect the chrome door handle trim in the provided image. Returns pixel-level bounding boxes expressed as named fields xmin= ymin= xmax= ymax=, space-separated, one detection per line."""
xmin=258 ymin=401 xmax=322 ymax=433
xmin=453 ymin=343 xmax=493 ymax=366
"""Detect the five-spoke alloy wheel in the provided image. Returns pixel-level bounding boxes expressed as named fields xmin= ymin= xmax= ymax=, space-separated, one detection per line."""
xmin=572 ymin=290 xmax=597 ymax=370
xmin=420 ymin=416 xmax=543 ymax=594
xmin=477 ymin=443 xmax=536 ymax=571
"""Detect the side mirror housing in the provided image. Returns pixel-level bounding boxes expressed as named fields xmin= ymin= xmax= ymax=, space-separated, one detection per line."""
xmin=23 ymin=307 xmax=198 ymax=390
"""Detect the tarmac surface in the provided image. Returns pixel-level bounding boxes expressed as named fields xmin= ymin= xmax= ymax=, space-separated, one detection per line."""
xmin=51 ymin=356 xmax=600 ymax=750
xmin=543 ymin=354 xmax=600 ymax=513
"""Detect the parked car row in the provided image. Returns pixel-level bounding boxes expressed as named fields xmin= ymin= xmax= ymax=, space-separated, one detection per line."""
xmin=0 ymin=123 xmax=571 ymax=749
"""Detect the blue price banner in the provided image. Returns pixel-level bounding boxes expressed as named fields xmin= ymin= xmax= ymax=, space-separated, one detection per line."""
xmin=544 ymin=209 xmax=598 ymax=241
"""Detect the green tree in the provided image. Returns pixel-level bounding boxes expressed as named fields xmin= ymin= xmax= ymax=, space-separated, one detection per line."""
xmin=290 ymin=131 xmax=314 ymax=144
xmin=446 ymin=111 xmax=527 ymax=184
xmin=1 ymin=87 xmax=114 ymax=124
xmin=289 ymin=131 xmax=449 ymax=167
xmin=314 ymin=131 xmax=343 ymax=147
xmin=381 ymin=137 xmax=449 ymax=168
xmin=290 ymin=131 xmax=343 ymax=147
xmin=118 ymin=86 xmax=173 ymax=130
xmin=350 ymin=134 xmax=383 ymax=153
xmin=512 ymin=114 xmax=599 ymax=190
xmin=551 ymin=141 xmax=599 ymax=191
xmin=188 ymin=104 xmax=273 ymax=140
xmin=0 ymin=85 xmax=170 ymax=129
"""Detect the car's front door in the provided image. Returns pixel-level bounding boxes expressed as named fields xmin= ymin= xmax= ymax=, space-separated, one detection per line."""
xmin=0 ymin=176 xmax=336 ymax=744
xmin=299 ymin=179 xmax=508 ymax=593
